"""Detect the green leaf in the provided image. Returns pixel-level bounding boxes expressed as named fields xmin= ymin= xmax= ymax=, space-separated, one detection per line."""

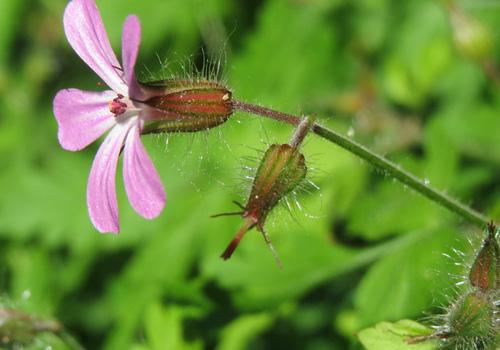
xmin=204 ymin=226 xmax=358 ymax=309
xmin=217 ymin=313 xmax=274 ymax=350
xmin=230 ymin=0 xmax=338 ymax=108
xmin=99 ymin=0 xmax=230 ymax=55
xmin=440 ymin=103 xmax=500 ymax=164
xmin=382 ymin=1 xmax=452 ymax=107
xmin=355 ymin=228 xmax=468 ymax=325
xmin=142 ymin=303 xmax=202 ymax=350
xmin=358 ymin=320 xmax=439 ymax=350
xmin=0 ymin=0 xmax=25 ymax=66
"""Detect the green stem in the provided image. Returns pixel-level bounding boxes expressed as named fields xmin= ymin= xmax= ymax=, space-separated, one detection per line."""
xmin=232 ymin=100 xmax=490 ymax=228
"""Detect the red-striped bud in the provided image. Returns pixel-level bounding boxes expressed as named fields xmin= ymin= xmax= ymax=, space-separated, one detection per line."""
xmin=469 ymin=222 xmax=499 ymax=292
xmin=139 ymin=79 xmax=233 ymax=134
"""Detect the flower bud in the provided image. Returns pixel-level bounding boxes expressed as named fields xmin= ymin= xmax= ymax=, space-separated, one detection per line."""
xmin=447 ymin=292 xmax=495 ymax=342
xmin=139 ymin=79 xmax=233 ymax=134
xmin=469 ymin=223 xmax=499 ymax=292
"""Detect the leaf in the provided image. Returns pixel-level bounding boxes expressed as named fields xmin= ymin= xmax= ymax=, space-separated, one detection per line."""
xmin=217 ymin=313 xmax=274 ymax=350
xmin=358 ymin=320 xmax=439 ymax=350
xmin=230 ymin=0 xmax=339 ymax=108
xmin=203 ymin=225 xmax=358 ymax=309
xmin=355 ymin=227 xmax=468 ymax=325
xmin=382 ymin=1 xmax=452 ymax=107
xmin=352 ymin=0 xmax=390 ymax=53
xmin=142 ymin=303 xmax=202 ymax=350
xmin=99 ymin=0 xmax=230 ymax=55
xmin=347 ymin=171 xmax=443 ymax=241
xmin=0 ymin=0 xmax=25 ymax=65
xmin=440 ymin=103 xmax=500 ymax=164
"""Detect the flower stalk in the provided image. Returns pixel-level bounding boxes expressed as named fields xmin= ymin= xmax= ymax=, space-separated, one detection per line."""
xmin=232 ymin=100 xmax=491 ymax=229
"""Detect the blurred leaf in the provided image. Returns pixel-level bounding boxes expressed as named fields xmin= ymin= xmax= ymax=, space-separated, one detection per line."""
xmin=347 ymin=180 xmax=442 ymax=241
xmin=423 ymin=117 xmax=458 ymax=189
xmin=353 ymin=0 xmax=390 ymax=53
xmin=382 ymin=1 xmax=452 ymax=107
xmin=205 ymin=228 xmax=357 ymax=309
xmin=441 ymin=103 xmax=500 ymax=164
xmin=0 ymin=0 xmax=25 ymax=66
xmin=142 ymin=303 xmax=202 ymax=350
xmin=230 ymin=0 xmax=338 ymax=108
xmin=102 ymin=191 xmax=221 ymax=349
xmin=354 ymin=228 xmax=467 ymax=325
xmin=217 ymin=312 xmax=274 ymax=350
xmin=99 ymin=0 xmax=230 ymax=58
xmin=358 ymin=319 xmax=438 ymax=350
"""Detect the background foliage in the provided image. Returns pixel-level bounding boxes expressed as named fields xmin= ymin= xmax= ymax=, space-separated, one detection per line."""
xmin=0 ymin=0 xmax=499 ymax=349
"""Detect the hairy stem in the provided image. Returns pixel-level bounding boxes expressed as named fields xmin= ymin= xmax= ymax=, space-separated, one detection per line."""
xmin=232 ymin=100 xmax=490 ymax=228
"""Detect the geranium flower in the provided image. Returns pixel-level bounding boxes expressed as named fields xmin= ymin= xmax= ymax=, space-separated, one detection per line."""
xmin=53 ymin=0 xmax=166 ymax=233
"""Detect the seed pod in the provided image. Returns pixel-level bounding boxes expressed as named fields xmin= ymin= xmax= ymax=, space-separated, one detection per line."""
xmin=469 ymin=224 xmax=499 ymax=292
xmin=246 ymin=144 xmax=307 ymax=222
xmin=215 ymin=118 xmax=314 ymax=265
xmin=220 ymin=144 xmax=307 ymax=263
xmin=139 ymin=79 xmax=233 ymax=134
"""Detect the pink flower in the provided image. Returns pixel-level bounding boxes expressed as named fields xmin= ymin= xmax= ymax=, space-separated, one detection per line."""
xmin=53 ymin=0 xmax=166 ymax=233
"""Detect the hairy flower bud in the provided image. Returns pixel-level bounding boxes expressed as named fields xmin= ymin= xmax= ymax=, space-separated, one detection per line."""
xmin=469 ymin=223 xmax=499 ymax=293
xmin=139 ymin=79 xmax=233 ymax=134
xmin=447 ymin=292 xmax=495 ymax=343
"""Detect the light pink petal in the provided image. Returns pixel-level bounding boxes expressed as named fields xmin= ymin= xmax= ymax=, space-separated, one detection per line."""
xmin=53 ymin=88 xmax=116 ymax=151
xmin=121 ymin=15 xmax=143 ymax=100
xmin=64 ymin=0 xmax=127 ymax=94
xmin=87 ymin=122 xmax=133 ymax=233
xmin=123 ymin=124 xmax=166 ymax=219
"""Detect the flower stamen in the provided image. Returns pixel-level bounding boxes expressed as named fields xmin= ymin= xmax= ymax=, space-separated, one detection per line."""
xmin=109 ymin=94 xmax=127 ymax=116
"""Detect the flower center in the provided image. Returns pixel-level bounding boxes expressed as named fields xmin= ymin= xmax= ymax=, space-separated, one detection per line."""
xmin=109 ymin=94 xmax=128 ymax=116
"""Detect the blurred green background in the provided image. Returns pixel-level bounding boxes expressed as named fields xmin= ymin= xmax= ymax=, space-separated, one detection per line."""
xmin=1 ymin=0 xmax=500 ymax=349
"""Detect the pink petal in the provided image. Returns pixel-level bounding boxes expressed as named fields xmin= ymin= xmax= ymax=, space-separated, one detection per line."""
xmin=121 ymin=15 xmax=143 ymax=100
xmin=87 ymin=122 xmax=133 ymax=233
xmin=53 ymin=88 xmax=116 ymax=151
xmin=123 ymin=125 xmax=166 ymax=219
xmin=64 ymin=0 xmax=127 ymax=94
